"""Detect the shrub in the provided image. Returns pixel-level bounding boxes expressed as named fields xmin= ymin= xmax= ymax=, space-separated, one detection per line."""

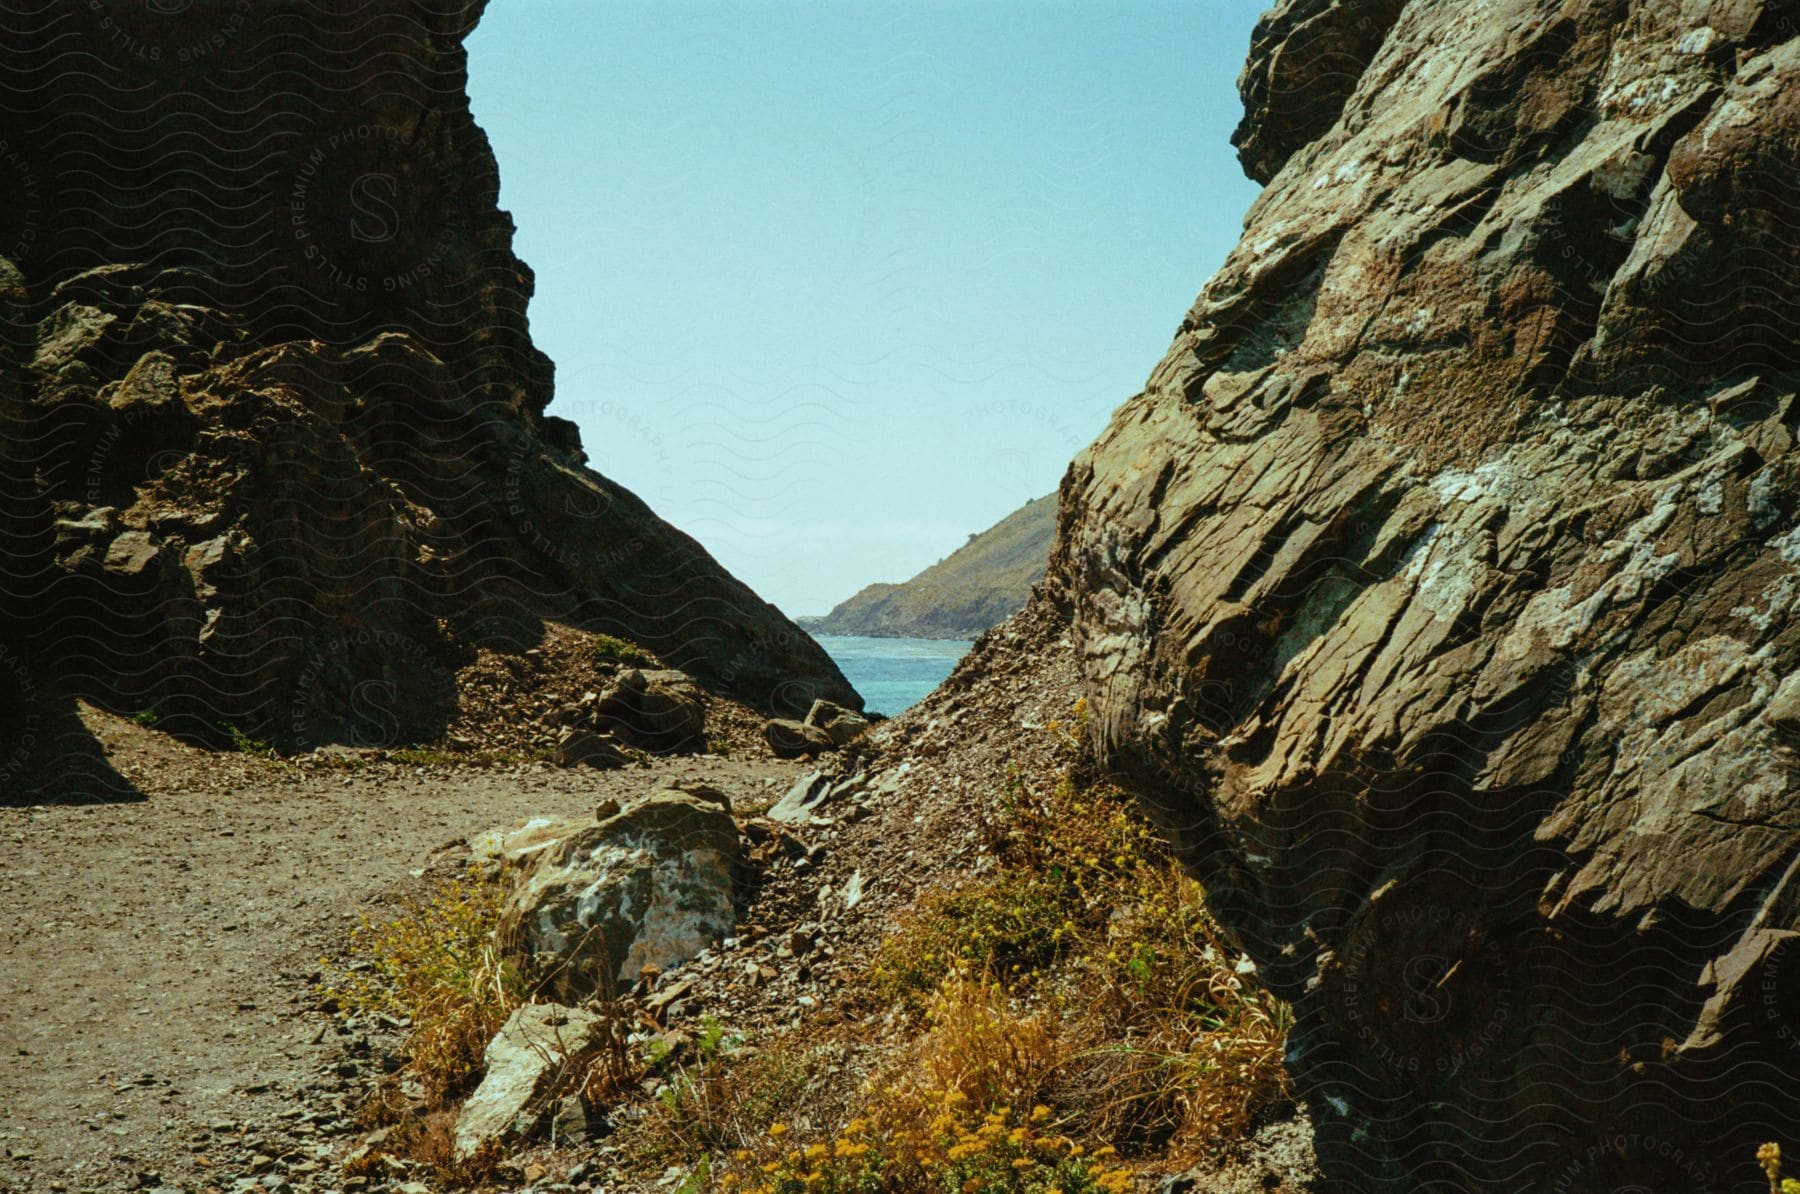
xmin=325 ymin=868 xmax=526 ymax=1106
xmin=225 ymin=722 xmax=278 ymax=759
xmin=869 ymin=713 xmax=1292 ymax=1160
xmin=873 ymin=871 xmax=1072 ymax=1004
xmin=628 ymin=1030 xmax=824 ymax=1170
xmin=593 ymin=633 xmax=657 ymax=667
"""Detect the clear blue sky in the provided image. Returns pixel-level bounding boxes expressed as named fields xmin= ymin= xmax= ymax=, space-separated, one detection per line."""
xmin=468 ymin=1 xmax=1267 ymax=617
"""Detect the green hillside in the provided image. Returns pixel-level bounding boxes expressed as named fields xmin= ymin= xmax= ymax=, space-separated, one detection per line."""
xmin=801 ymin=494 xmax=1056 ymax=639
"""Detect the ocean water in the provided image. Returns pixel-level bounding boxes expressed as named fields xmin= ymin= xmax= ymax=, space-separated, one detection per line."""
xmin=811 ymin=634 xmax=973 ymax=717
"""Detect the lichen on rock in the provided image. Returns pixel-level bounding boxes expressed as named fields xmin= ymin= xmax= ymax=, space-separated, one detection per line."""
xmin=1055 ymin=1 xmax=1800 ymax=1188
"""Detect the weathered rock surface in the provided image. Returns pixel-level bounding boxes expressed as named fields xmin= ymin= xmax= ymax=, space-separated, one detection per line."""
xmin=453 ymin=1002 xmax=601 ymax=1162
xmin=803 ymin=698 xmax=872 ymax=747
xmin=468 ymin=816 xmax=591 ymax=869
xmin=552 ymin=727 xmax=629 ymax=770
xmin=767 ymin=770 xmax=832 ymax=825
xmin=764 ymin=718 xmax=835 ymax=759
xmin=0 ymin=1 xmax=856 ymax=771
xmin=497 ymin=791 xmax=739 ymax=1003
xmin=589 ymin=668 xmax=708 ymax=754
xmin=1056 ymin=2 xmax=1800 ymax=1189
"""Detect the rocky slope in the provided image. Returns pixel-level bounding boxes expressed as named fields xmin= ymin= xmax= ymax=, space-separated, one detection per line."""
xmin=801 ymin=494 xmax=1055 ymax=639
xmin=1056 ymin=1 xmax=1800 ymax=1189
xmin=0 ymin=0 xmax=854 ymax=785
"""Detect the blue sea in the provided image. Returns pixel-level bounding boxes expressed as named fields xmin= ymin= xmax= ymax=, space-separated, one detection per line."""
xmin=811 ymin=635 xmax=973 ymax=717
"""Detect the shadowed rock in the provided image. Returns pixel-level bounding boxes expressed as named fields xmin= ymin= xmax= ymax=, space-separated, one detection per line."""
xmin=0 ymin=1 xmax=858 ymax=753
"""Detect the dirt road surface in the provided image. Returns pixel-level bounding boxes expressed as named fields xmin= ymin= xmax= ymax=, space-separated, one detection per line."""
xmin=0 ymin=706 xmax=805 ymax=1193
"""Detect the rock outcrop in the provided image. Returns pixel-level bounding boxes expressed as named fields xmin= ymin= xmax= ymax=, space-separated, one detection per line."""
xmin=1057 ymin=2 xmax=1800 ymax=1189
xmin=0 ymin=1 xmax=855 ymax=767
xmin=800 ymin=494 xmax=1056 ymax=640
xmin=496 ymin=791 xmax=740 ymax=1003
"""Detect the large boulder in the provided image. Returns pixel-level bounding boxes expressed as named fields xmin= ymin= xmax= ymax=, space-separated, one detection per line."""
xmin=804 ymin=698 xmax=871 ymax=747
xmin=1057 ymin=2 xmax=1800 ymax=1190
xmin=590 ymin=668 xmax=707 ymax=754
xmin=764 ymin=718 xmax=834 ymax=759
xmin=496 ymin=792 xmax=739 ymax=1003
xmin=452 ymin=1002 xmax=602 ymax=1163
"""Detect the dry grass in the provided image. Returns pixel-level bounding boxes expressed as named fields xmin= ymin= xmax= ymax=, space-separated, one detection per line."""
xmin=324 ymin=867 xmax=526 ymax=1107
xmin=715 ymin=979 xmax=1129 ymax=1192
xmin=327 ymin=869 xmax=605 ymax=1188
xmin=870 ymin=709 xmax=1292 ymax=1160
xmin=706 ymin=704 xmax=1293 ymax=1189
xmin=913 ymin=973 xmax=1060 ymax=1113
xmin=625 ymin=1027 xmax=829 ymax=1171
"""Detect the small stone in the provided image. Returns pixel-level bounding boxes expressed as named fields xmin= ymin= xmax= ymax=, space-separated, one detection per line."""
xmin=554 ymin=727 xmax=628 ymax=769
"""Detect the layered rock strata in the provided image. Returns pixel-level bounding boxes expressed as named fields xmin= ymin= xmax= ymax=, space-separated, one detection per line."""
xmin=1057 ymin=1 xmax=1800 ymax=1188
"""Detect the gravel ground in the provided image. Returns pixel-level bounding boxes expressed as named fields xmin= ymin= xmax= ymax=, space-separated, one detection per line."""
xmin=0 ymin=704 xmax=810 ymax=1194
xmin=1 ymin=603 xmax=1317 ymax=1194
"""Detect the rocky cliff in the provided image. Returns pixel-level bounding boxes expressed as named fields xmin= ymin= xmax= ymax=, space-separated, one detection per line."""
xmin=801 ymin=494 xmax=1055 ymax=640
xmin=1057 ymin=0 xmax=1800 ymax=1189
xmin=0 ymin=0 xmax=854 ymax=774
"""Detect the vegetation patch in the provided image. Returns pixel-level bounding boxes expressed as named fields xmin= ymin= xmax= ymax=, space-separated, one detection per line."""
xmin=699 ymin=704 xmax=1292 ymax=1188
xmin=324 ymin=868 xmax=526 ymax=1108
xmin=224 ymin=721 xmax=280 ymax=760
xmin=1762 ymin=1143 xmax=1800 ymax=1193
xmin=593 ymin=633 xmax=658 ymax=667
xmin=626 ymin=1021 xmax=830 ymax=1172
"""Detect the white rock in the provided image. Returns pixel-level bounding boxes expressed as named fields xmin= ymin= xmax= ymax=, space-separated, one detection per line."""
xmin=498 ymin=791 xmax=739 ymax=1002
xmin=453 ymin=1003 xmax=603 ymax=1162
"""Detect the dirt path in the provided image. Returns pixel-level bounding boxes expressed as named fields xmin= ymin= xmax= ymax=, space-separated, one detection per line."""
xmin=0 ymin=706 xmax=807 ymax=1194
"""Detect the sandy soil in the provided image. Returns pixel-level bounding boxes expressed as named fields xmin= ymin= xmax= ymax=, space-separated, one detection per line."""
xmin=0 ymin=704 xmax=810 ymax=1193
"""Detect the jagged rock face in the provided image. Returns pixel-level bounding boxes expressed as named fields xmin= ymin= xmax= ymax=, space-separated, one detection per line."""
xmin=1058 ymin=2 xmax=1800 ymax=1189
xmin=0 ymin=1 xmax=854 ymax=754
